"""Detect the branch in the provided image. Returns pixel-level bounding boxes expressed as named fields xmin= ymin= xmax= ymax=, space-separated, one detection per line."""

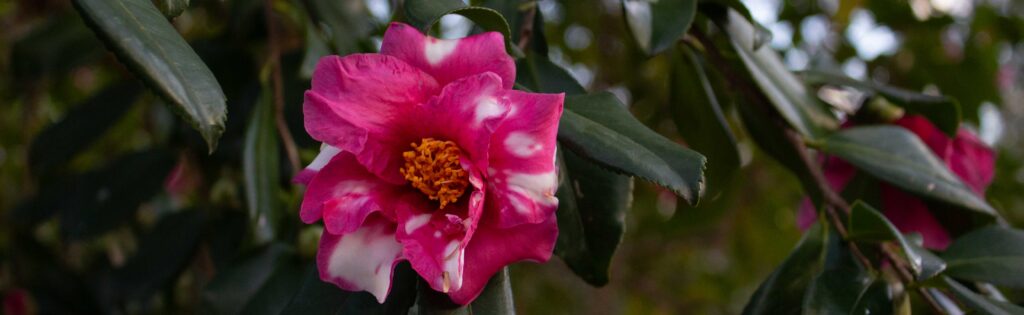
xmin=263 ymin=0 xmax=302 ymax=176
xmin=516 ymin=1 xmax=537 ymax=52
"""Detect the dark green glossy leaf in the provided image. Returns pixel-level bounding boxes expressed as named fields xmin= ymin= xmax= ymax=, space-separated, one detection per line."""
xmin=554 ymin=149 xmax=632 ymax=286
xmin=803 ymin=226 xmax=874 ymax=315
xmin=153 ymin=0 xmax=189 ymax=18
xmin=58 ymin=149 xmax=176 ymax=240
xmin=942 ymin=226 xmax=1024 ymax=287
xmin=28 ymin=82 xmax=141 ymax=176
xmin=669 ymin=44 xmax=739 ymax=199
xmin=717 ymin=10 xmax=838 ymax=138
xmin=851 ymin=281 xmax=894 ymax=314
xmin=697 ymin=0 xmax=754 ymax=25
xmin=240 ymin=259 xmax=306 ymax=315
xmin=801 ymin=70 xmax=961 ymax=136
xmin=74 ymin=0 xmax=227 ymax=152
xmin=403 ymin=0 xmax=517 ymax=56
xmin=306 ymin=0 xmax=374 ymax=55
xmin=558 ymin=92 xmax=706 ymax=205
xmin=819 ymin=126 xmax=996 ymax=216
xmin=622 ymin=0 xmax=697 ymax=55
xmin=202 ymin=244 xmax=293 ymax=314
xmin=106 ymin=210 xmax=203 ymax=302
xmin=743 ymin=223 xmax=827 ymax=315
xmin=847 ymin=201 xmax=947 ymax=281
xmin=299 ymin=19 xmax=331 ymax=79
xmin=515 ymin=50 xmax=586 ymax=95
xmin=243 ymin=87 xmax=280 ymax=243
xmin=944 ymin=277 xmax=1024 ymax=315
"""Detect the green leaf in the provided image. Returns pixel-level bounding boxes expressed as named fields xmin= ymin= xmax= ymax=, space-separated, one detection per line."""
xmin=942 ymin=226 xmax=1024 ymax=287
xmin=622 ymin=0 xmax=697 ymax=55
xmin=803 ymin=226 xmax=883 ymax=315
xmin=818 ymin=126 xmax=996 ymax=216
xmin=107 ymin=210 xmax=203 ymax=302
xmin=558 ymin=92 xmax=706 ymax=205
xmin=240 ymin=259 xmax=307 ymax=315
xmin=403 ymin=0 xmax=518 ymax=56
xmin=515 ymin=50 xmax=586 ymax=95
xmin=299 ymin=19 xmax=331 ymax=79
xmin=743 ymin=223 xmax=827 ymax=315
xmin=28 ymin=83 xmax=141 ymax=176
xmin=851 ymin=281 xmax=894 ymax=314
xmin=943 ymin=277 xmax=1024 ymax=315
xmin=669 ymin=44 xmax=740 ymax=199
xmin=716 ymin=9 xmax=838 ymax=138
xmin=801 ymin=70 xmax=961 ymax=136
xmin=306 ymin=0 xmax=374 ymax=55
xmin=554 ymin=149 xmax=632 ymax=286
xmin=697 ymin=0 xmax=754 ymax=25
xmin=153 ymin=0 xmax=189 ymax=18
xmin=202 ymin=244 xmax=293 ymax=314
xmin=243 ymin=87 xmax=281 ymax=243
xmin=73 ymin=0 xmax=227 ymax=152
xmin=58 ymin=149 xmax=176 ymax=240
xmin=847 ymin=201 xmax=947 ymax=281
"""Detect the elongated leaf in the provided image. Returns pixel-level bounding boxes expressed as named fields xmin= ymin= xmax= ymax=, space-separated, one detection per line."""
xmin=59 ymin=149 xmax=176 ymax=240
xmin=29 ymin=82 xmax=141 ymax=176
xmin=803 ymin=226 xmax=880 ymax=315
xmin=153 ymin=0 xmax=189 ymax=18
xmin=716 ymin=10 xmax=837 ymax=138
xmin=743 ymin=223 xmax=827 ymax=315
xmin=847 ymin=201 xmax=947 ymax=281
xmin=670 ymin=44 xmax=739 ymax=199
xmin=944 ymin=277 xmax=1024 ymax=315
xmin=942 ymin=226 xmax=1024 ymax=287
xmin=801 ymin=70 xmax=961 ymax=136
xmin=106 ymin=210 xmax=203 ymax=302
xmin=558 ymin=92 xmax=706 ymax=204
xmin=851 ymin=281 xmax=894 ymax=314
xmin=554 ymin=149 xmax=633 ymax=286
xmin=403 ymin=0 xmax=517 ymax=55
xmin=243 ymin=89 xmax=280 ymax=244
xmin=697 ymin=0 xmax=754 ymax=25
xmin=74 ymin=0 xmax=227 ymax=152
xmin=202 ymin=244 xmax=293 ymax=314
xmin=622 ymin=0 xmax=697 ymax=55
xmin=515 ymin=50 xmax=586 ymax=94
xmin=818 ymin=126 xmax=996 ymax=216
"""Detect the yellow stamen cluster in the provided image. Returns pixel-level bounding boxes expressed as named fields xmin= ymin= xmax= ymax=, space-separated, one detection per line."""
xmin=400 ymin=138 xmax=469 ymax=209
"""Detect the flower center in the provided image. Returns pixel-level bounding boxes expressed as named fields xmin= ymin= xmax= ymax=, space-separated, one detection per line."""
xmin=400 ymin=138 xmax=469 ymax=209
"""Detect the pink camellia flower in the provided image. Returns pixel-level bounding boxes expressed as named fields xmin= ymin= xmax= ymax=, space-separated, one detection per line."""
xmin=798 ymin=115 xmax=995 ymax=250
xmin=295 ymin=22 xmax=563 ymax=304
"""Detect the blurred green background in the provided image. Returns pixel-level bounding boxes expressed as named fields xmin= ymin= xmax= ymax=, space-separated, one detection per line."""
xmin=1 ymin=0 xmax=1023 ymax=314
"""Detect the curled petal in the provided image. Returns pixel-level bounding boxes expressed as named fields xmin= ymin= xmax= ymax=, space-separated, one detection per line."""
xmin=948 ymin=129 xmax=995 ymax=195
xmin=301 ymin=152 xmax=401 ymax=234
xmin=317 ymin=216 xmax=405 ymax=303
xmin=293 ymin=144 xmax=341 ymax=184
xmin=381 ymin=22 xmax=516 ymax=89
xmin=485 ymin=90 xmax=564 ymax=228
xmin=395 ymin=190 xmax=485 ymax=296
xmin=304 ymin=54 xmax=441 ymax=183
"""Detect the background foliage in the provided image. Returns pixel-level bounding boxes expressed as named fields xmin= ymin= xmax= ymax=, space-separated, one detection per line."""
xmin=2 ymin=0 xmax=1024 ymax=314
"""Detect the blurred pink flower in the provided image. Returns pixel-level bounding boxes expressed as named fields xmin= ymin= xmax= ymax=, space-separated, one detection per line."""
xmin=3 ymin=289 xmax=33 ymax=315
xmin=296 ymin=23 xmax=563 ymax=304
xmin=798 ymin=115 xmax=995 ymax=250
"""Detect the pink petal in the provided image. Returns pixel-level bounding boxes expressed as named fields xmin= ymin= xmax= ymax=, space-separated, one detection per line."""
xmin=293 ymin=144 xmax=341 ymax=184
xmin=317 ymin=215 xmax=405 ymax=303
xmin=448 ymin=212 xmax=559 ymax=305
xmin=395 ymin=190 xmax=486 ymax=296
xmin=380 ymin=22 xmax=516 ymax=89
xmin=484 ymin=90 xmax=564 ymax=228
xmin=948 ymin=129 xmax=995 ymax=195
xmin=894 ymin=115 xmax=953 ymax=162
xmin=881 ymin=184 xmax=952 ymax=250
xmin=304 ymin=54 xmax=441 ymax=183
xmin=300 ymin=152 xmax=402 ymax=234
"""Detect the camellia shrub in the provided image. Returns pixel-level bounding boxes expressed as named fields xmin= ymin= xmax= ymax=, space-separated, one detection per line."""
xmin=3 ymin=0 xmax=1024 ymax=314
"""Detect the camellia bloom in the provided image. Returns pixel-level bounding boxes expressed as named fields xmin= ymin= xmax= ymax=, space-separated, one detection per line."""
xmin=798 ymin=115 xmax=995 ymax=249
xmin=295 ymin=22 xmax=563 ymax=304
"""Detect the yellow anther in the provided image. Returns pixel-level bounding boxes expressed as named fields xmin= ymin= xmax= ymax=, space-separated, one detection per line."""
xmin=400 ymin=138 xmax=469 ymax=209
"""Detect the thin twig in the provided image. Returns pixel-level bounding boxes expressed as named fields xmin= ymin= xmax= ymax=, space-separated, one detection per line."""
xmin=263 ymin=0 xmax=301 ymax=175
xmin=690 ymin=25 xmax=947 ymax=314
xmin=516 ymin=1 xmax=537 ymax=52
